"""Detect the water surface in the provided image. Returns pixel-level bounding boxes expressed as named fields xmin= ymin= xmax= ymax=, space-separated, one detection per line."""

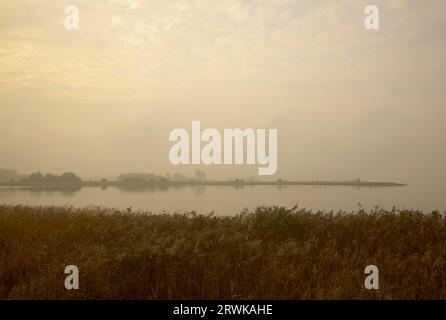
xmin=1 ymin=183 xmax=445 ymax=215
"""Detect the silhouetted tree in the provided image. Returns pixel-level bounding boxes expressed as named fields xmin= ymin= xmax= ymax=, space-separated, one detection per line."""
xmin=29 ymin=172 xmax=43 ymax=181
xmin=194 ymin=170 xmax=206 ymax=181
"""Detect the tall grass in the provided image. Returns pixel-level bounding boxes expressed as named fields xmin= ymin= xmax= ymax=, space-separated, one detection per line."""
xmin=0 ymin=204 xmax=445 ymax=299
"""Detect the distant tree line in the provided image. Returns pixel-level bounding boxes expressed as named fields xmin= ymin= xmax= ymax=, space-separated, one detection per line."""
xmin=0 ymin=169 xmax=20 ymax=183
xmin=21 ymin=172 xmax=82 ymax=184
xmin=117 ymin=170 xmax=207 ymax=184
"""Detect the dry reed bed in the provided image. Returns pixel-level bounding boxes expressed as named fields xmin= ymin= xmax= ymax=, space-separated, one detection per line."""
xmin=0 ymin=204 xmax=445 ymax=299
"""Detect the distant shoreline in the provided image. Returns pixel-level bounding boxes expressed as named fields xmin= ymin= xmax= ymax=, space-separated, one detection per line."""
xmin=0 ymin=180 xmax=407 ymax=188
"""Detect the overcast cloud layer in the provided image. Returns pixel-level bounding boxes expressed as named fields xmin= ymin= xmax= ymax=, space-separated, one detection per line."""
xmin=1 ymin=0 xmax=445 ymax=183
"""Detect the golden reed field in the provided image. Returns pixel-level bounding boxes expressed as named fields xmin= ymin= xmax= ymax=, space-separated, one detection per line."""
xmin=0 ymin=204 xmax=445 ymax=299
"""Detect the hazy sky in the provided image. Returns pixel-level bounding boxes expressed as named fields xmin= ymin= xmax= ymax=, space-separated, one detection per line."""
xmin=1 ymin=0 xmax=445 ymax=183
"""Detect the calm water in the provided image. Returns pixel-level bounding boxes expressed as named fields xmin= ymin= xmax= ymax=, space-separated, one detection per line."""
xmin=1 ymin=183 xmax=445 ymax=215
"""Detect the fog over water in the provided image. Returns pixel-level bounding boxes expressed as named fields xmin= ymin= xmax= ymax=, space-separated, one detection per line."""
xmin=1 ymin=1 xmax=445 ymax=210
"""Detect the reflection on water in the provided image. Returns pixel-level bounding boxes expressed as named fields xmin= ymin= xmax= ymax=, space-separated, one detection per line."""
xmin=0 ymin=186 xmax=82 ymax=198
xmin=28 ymin=185 xmax=82 ymax=197
xmin=0 ymin=184 xmax=445 ymax=215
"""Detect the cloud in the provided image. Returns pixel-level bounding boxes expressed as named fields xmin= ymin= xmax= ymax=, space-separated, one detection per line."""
xmin=0 ymin=0 xmax=445 ymax=180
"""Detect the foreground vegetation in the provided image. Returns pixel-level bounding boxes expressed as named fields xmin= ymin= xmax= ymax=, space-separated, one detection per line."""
xmin=0 ymin=204 xmax=445 ymax=299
